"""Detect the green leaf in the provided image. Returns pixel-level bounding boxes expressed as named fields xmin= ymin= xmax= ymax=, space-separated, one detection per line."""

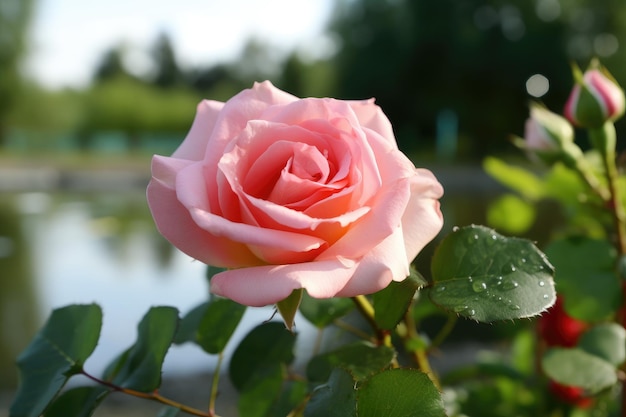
xmin=486 ymin=194 xmax=536 ymax=234
xmin=373 ymin=268 xmax=425 ymax=330
xmin=482 ymin=157 xmax=544 ymax=200
xmin=10 ymin=304 xmax=102 ymax=417
xmin=110 ymin=306 xmax=179 ymax=392
xmin=304 ymin=368 xmax=357 ymax=417
xmin=429 ymin=225 xmax=556 ymax=322
xmin=173 ymin=302 xmax=210 ymax=345
xmin=578 ymin=323 xmax=626 ymax=366
xmin=43 ymin=386 xmax=109 ymax=417
xmin=197 ymin=298 xmax=246 ymax=354
xmin=157 ymin=407 xmax=180 ymax=417
xmin=276 ymin=288 xmax=303 ymax=332
xmin=542 ymin=348 xmax=617 ymax=394
xmin=356 ymin=369 xmax=446 ymax=417
xmin=545 ymin=237 xmax=621 ymax=321
xmin=229 ymin=322 xmax=296 ymax=391
xmin=270 ymin=380 xmax=309 ymax=417
xmin=238 ymin=363 xmax=284 ymax=417
xmin=206 ymin=265 xmax=226 ymax=283
xmin=306 ymin=341 xmax=395 ymax=382
xmin=299 ymin=293 xmax=354 ymax=328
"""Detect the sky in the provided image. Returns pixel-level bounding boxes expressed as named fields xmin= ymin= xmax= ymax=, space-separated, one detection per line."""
xmin=23 ymin=0 xmax=336 ymax=89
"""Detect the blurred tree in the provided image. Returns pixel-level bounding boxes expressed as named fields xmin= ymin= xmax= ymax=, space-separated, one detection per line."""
xmin=327 ymin=0 xmax=626 ymax=159
xmin=93 ymin=45 xmax=132 ymax=83
xmin=0 ymin=0 xmax=34 ymax=146
xmin=151 ymin=32 xmax=184 ymax=88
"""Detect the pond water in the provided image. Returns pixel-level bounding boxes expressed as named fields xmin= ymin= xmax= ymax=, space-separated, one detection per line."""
xmin=0 ymin=190 xmax=321 ymax=390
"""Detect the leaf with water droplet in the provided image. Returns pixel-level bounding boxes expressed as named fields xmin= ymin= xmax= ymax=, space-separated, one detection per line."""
xmin=429 ymin=225 xmax=556 ymax=322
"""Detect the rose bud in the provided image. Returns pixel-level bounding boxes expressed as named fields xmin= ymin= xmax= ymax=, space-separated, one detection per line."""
xmin=564 ymin=60 xmax=625 ymax=128
xmin=514 ymin=103 xmax=580 ymax=165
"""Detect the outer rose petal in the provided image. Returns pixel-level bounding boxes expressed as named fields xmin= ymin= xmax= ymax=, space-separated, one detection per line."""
xmin=401 ymin=169 xmax=445 ymax=261
xmin=172 ymin=100 xmax=224 ymax=160
xmin=147 ymin=157 xmax=260 ymax=267
xmin=210 ymin=258 xmax=358 ymax=307
xmin=335 ymin=226 xmax=411 ymax=297
xmin=348 ymin=99 xmax=397 ymax=147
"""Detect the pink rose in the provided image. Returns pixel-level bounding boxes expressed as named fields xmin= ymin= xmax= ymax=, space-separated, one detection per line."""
xmin=147 ymin=81 xmax=443 ymax=307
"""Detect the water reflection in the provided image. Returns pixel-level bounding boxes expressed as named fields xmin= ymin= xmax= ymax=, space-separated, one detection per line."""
xmin=0 ymin=191 xmax=245 ymax=388
xmin=0 ymin=199 xmax=38 ymax=389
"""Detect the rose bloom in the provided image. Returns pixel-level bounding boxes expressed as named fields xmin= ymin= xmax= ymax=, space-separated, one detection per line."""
xmin=147 ymin=82 xmax=443 ymax=306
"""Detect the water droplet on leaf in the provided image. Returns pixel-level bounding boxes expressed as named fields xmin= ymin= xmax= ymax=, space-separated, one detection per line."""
xmin=502 ymin=280 xmax=519 ymax=291
xmin=472 ymin=280 xmax=487 ymax=293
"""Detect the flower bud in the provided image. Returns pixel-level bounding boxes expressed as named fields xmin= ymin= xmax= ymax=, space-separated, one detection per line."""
xmin=516 ymin=103 xmax=578 ymax=165
xmin=564 ymin=60 xmax=625 ymax=128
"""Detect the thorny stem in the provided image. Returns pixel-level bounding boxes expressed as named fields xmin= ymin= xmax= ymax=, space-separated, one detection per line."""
xmin=82 ymin=371 xmax=217 ymax=417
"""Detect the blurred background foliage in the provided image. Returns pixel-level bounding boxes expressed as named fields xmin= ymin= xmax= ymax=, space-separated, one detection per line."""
xmin=3 ymin=0 xmax=626 ymax=160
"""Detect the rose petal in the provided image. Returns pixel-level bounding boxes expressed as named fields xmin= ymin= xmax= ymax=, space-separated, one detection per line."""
xmin=348 ymin=98 xmax=397 ymax=147
xmin=401 ymin=169 xmax=444 ymax=261
xmin=147 ymin=157 xmax=260 ymax=267
xmin=317 ymin=176 xmax=411 ymax=261
xmin=210 ymin=258 xmax=358 ymax=306
xmin=172 ymin=100 xmax=224 ymax=160
xmin=335 ymin=226 xmax=411 ymax=297
xmin=176 ymin=163 xmax=326 ymax=255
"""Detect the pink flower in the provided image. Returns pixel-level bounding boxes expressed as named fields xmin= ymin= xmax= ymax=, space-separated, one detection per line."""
xmin=523 ymin=103 xmax=574 ymax=160
xmin=564 ymin=62 xmax=625 ymax=128
xmin=147 ymin=81 xmax=444 ymax=306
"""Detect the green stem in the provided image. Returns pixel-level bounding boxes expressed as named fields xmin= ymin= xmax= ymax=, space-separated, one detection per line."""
xmin=351 ymin=295 xmax=378 ymax=331
xmin=590 ymin=123 xmax=626 ymax=253
xmin=590 ymin=123 xmax=626 ymax=417
xmin=209 ymin=352 xmax=224 ymax=416
xmin=82 ymin=371 xmax=215 ymax=417
xmin=429 ymin=313 xmax=458 ymax=350
xmin=402 ymin=310 xmax=440 ymax=389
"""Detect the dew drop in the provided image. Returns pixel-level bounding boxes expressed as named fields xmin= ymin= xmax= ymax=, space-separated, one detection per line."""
xmin=538 ymin=281 xmax=545 ymax=287
xmin=452 ymin=226 xmax=460 ymax=232
xmin=543 ymin=294 xmax=549 ymax=299
xmin=509 ymin=304 xmax=521 ymax=311
xmin=502 ymin=280 xmax=519 ymax=291
xmin=453 ymin=305 xmax=468 ymax=313
xmin=435 ymin=285 xmax=446 ymax=293
xmin=472 ymin=280 xmax=488 ymax=293
xmin=468 ymin=276 xmax=473 ymax=283
xmin=467 ymin=309 xmax=476 ymax=316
